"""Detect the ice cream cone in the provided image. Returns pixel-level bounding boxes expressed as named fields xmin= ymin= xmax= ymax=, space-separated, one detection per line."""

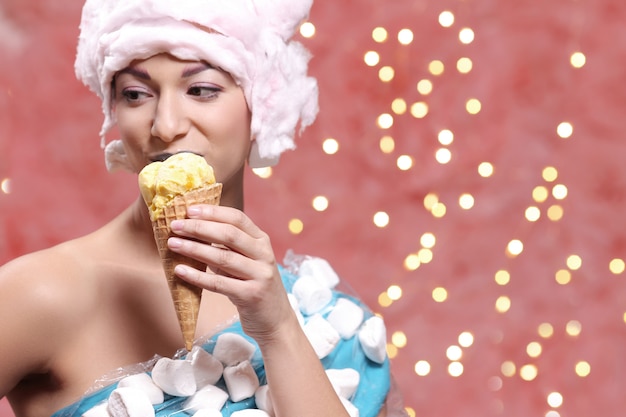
xmin=152 ymin=183 xmax=223 ymax=351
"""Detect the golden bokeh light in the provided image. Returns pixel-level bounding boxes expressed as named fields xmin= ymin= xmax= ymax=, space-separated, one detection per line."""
xmin=322 ymin=138 xmax=339 ymax=155
xmin=557 ymin=122 xmax=574 ymax=139
xmin=414 ymin=360 xmax=431 ymax=376
xmin=432 ymin=287 xmax=448 ymax=302
xmin=494 ymin=270 xmax=510 ymax=286
xmin=538 ymin=322 xmax=554 ymax=338
xmin=312 ymin=195 xmax=329 ymax=212
xmin=420 ymin=232 xmax=436 ymax=248
xmin=299 ymin=21 xmax=316 ymax=38
xmin=397 ymin=155 xmax=414 ymax=171
xmin=448 ymin=361 xmax=464 ymax=377
xmin=438 ymin=11 xmax=455 ymax=27
xmin=458 ymin=331 xmax=474 ymax=347
xmin=609 ymin=258 xmax=626 ymax=274
xmin=379 ymin=66 xmax=395 ymax=82
xmin=379 ymin=135 xmax=395 ymax=153
xmin=566 ymin=320 xmax=582 ymax=337
xmin=466 ymin=98 xmax=482 ymax=114
xmin=435 ymin=148 xmax=452 ymax=164
xmin=495 ymin=295 xmax=511 ymax=313
xmin=377 ymin=113 xmax=394 ymax=129
xmin=459 ymin=27 xmax=475 ymax=44
xmin=391 ymin=98 xmax=407 ymax=114
xmin=252 ymin=167 xmax=273 ymax=179
xmin=410 ymin=101 xmax=429 ymax=118
xmin=372 ymin=26 xmax=388 ymax=43
xmin=575 ymin=361 xmax=591 ymax=377
xmin=570 ymin=51 xmax=586 ymax=68
xmin=478 ymin=162 xmax=494 ymax=177
xmin=501 ymin=361 xmax=516 ymax=377
xmin=457 ymin=57 xmax=473 ymax=73
xmin=459 ymin=193 xmax=475 ymax=210
xmin=364 ymin=50 xmax=381 ymax=66
xmin=428 ymin=60 xmax=445 ymax=75
xmin=547 ymin=392 xmax=563 ymax=408
xmin=288 ymin=218 xmax=304 ymax=234
xmin=438 ymin=129 xmax=454 ymax=145
xmin=519 ymin=364 xmax=538 ymax=381
xmin=417 ymin=79 xmax=433 ymax=95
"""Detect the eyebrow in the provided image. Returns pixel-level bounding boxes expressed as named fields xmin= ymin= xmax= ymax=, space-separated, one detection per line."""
xmin=116 ymin=62 xmax=215 ymax=81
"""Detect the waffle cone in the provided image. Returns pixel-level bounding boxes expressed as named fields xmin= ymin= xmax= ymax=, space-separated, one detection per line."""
xmin=152 ymin=183 xmax=223 ymax=351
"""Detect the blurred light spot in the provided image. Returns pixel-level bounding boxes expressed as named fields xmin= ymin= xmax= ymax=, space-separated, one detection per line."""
xmin=428 ymin=60 xmax=444 ymax=76
xmin=466 ymin=98 xmax=481 ymax=114
xmin=432 ymin=287 xmax=448 ymax=302
xmin=406 ymin=408 xmax=416 ymax=417
xmin=557 ymin=122 xmax=573 ymax=139
xmin=526 ymin=341 xmax=542 ymax=358
xmin=519 ymin=364 xmax=538 ymax=381
xmin=552 ymin=184 xmax=568 ymax=200
xmin=458 ymin=331 xmax=474 ymax=347
xmin=364 ymin=51 xmax=381 ymax=66
xmin=372 ymin=27 xmax=388 ymax=43
xmin=533 ymin=186 xmax=549 ymax=203
xmin=392 ymin=98 xmax=407 ymax=114
xmin=414 ymin=360 xmax=431 ymax=376
xmin=566 ymin=254 xmax=582 ymax=270
xmin=495 ymin=270 xmax=510 ymax=286
xmin=322 ymin=138 xmax=339 ymax=155
xmin=457 ymin=57 xmax=473 ymax=73
xmin=448 ymin=361 xmax=464 ymax=377
xmin=398 ymin=28 xmax=414 ymax=45
xmin=438 ymin=129 xmax=454 ymax=145
xmin=387 ymin=344 xmax=398 ymax=359
xmin=542 ymin=166 xmax=558 ymax=182
xmin=373 ymin=211 xmax=390 ymax=227
xmin=387 ymin=285 xmax=403 ymax=301
xmin=418 ymin=248 xmax=433 ymax=263
xmin=487 ymin=376 xmax=503 ymax=391
xmin=380 ymin=136 xmax=395 ymax=153
xmin=397 ymin=155 xmax=414 ymax=171
xmin=575 ymin=361 xmax=591 ymax=377
xmin=459 ymin=27 xmax=475 ymax=44
xmin=555 ymin=269 xmax=571 ymax=285
xmin=570 ymin=51 xmax=586 ymax=68
xmin=610 ymin=258 xmax=626 ymax=274
xmin=459 ymin=193 xmax=475 ymax=209
xmin=546 ymin=411 xmax=561 ymax=417
xmin=478 ymin=162 xmax=494 ymax=177
xmin=410 ymin=102 xmax=429 ymax=118
xmin=0 ymin=177 xmax=12 ymax=194
xmin=379 ymin=66 xmax=395 ymax=82
xmin=252 ymin=167 xmax=273 ymax=179
xmin=547 ymin=392 xmax=563 ymax=408
xmin=525 ymin=206 xmax=541 ymax=222
xmin=538 ymin=322 xmax=554 ymax=338
xmin=547 ymin=205 xmax=564 ymax=221
xmin=288 ymin=218 xmax=303 ymax=234
xmin=312 ymin=196 xmax=329 ymax=212
xmin=377 ymin=113 xmax=394 ymax=129
xmin=439 ymin=11 xmax=455 ymax=27
xmin=446 ymin=345 xmax=463 ymax=361
xmin=420 ymin=232 xmax=436 ymax=248
xmin=378 ymin=291 xmax=393 ymax=307
xmin=431 ymin=202 xmax=447 ymax=218
xmin=501 ymin=361 xmax=516 ymax=377
xmin=506 ymin=239 xmax=524 ymax=257
xmin=435 ymin=148 xmax=452 ymax=164
xmin=424 ymin=193 xmax=439 ymax=210
xmin=495 ymin=296 xmax=511 ymax=313
xmin=392 ymin=331 xmax=407 ymax=347
xmin=417 ymin=79 xmax=433 ymax=95
xmin=299 ymin=21 xmax=316 ymax=38
xmin=566 ymin=320 xmax=582 ymax=337
xmin=404 ymin=254 xmax=421 ymax=271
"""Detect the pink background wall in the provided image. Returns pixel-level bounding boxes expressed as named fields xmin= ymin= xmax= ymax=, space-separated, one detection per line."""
xmin=2 ymin=0 xmax=626 ymax=416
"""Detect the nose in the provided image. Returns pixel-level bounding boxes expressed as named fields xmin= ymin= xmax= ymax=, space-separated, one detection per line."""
xmin=150 ymin=92 xmax=190 ymax=142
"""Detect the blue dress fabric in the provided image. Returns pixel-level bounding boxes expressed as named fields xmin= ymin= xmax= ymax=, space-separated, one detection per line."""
xmin=51 ymin=261 xmax=391 ymax=417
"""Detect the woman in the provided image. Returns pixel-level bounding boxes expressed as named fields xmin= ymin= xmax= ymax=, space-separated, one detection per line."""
xmin=0 ymin=0 xmax=404 ymax=416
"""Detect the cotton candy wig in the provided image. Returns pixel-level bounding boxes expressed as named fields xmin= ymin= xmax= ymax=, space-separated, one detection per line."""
xmin=75 ymin=0 xmax=319 ymax=170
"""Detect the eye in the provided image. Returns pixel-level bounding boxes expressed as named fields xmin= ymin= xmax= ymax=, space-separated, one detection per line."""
xmin=121 ymin=88 xmax=150 ymax=104
xmin=187 ymin=85 xmax=221 ymax=99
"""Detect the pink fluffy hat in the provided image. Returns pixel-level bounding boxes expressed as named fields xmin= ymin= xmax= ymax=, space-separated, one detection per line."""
xmin=75 ymin=0 xmax=319 ymax=169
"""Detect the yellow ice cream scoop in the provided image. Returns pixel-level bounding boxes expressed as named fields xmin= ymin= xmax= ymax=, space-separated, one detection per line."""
xmin=139 ymin=153 xmax=217 ymax=221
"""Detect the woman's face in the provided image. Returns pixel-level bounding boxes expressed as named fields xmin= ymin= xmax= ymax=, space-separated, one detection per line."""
xmin=113 ymin=53 xmax=252 ymax=186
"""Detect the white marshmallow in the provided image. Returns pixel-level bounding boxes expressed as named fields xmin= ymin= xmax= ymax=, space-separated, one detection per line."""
xmin=118 ymin=373 xmax=164 ymax=405
xmin=81 ymin=401 xmax=110 ymax=417
xmin=231 ymin=410 xmax=271 ymax=417
xmin=107 ymin=387 xmax=155 ymax=417
xmin=183 ymin=385 xmax=229 ymax=414
xmin=326 ymin=298 xmax=365 ymax=339
xmin=151 ymin=357 xmax=197 ymax=397
xmin=212 ymin=333 xmax=256 ymax=366
xmin=358 ymin=316 xmax=387 ymax=364
xmin=223 ymin=360 xmax=260 ymax=402
xmin=287 ymin=293 xmax=305 ymax=326
xmin=325 ymin=368 xmax=360 ymax=400
xmin=340 ymin=397 xmax=360 ymax=417
xmin=188 ymin=346 xmax=224 ymax=388
xmin=254 ymin=385 xmax=274 ymax=416
xmin=292 ymin=275 xmax=332 ymax=315
xmin=302 ymin=314 xmax=340 ymax=359
xmin=299 ymin=257 xmax=340 ymax=289
xmin=191 ymin=410 xmax=223 ymax=417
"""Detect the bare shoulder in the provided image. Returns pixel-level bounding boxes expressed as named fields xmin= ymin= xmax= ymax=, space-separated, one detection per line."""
xmin=0 ymin=239 xmax=98 ymax=394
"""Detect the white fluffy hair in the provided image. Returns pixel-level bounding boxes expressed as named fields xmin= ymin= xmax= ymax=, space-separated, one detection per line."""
xmin=75 ymin=0 xmax=319 ymax=170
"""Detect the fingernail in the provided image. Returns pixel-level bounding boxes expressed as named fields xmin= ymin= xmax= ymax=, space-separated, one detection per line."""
xmin=170 ymin=220 xmax=183 ymax=231
xmin=174 ymin=264 xmax=188 ymax=277
xmin=187 ymin=206 xmax=201 ymax=217
xmin=168 ymin=237 xmax=183 ymax=248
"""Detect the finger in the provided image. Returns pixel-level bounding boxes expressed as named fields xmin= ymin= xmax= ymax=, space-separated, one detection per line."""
xmin=186 ymin=205 xmax=265 ymax=240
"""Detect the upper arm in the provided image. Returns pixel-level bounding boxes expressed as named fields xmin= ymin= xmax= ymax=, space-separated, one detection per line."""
xmin=0 ymin=249 xmax=84 ymax=396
